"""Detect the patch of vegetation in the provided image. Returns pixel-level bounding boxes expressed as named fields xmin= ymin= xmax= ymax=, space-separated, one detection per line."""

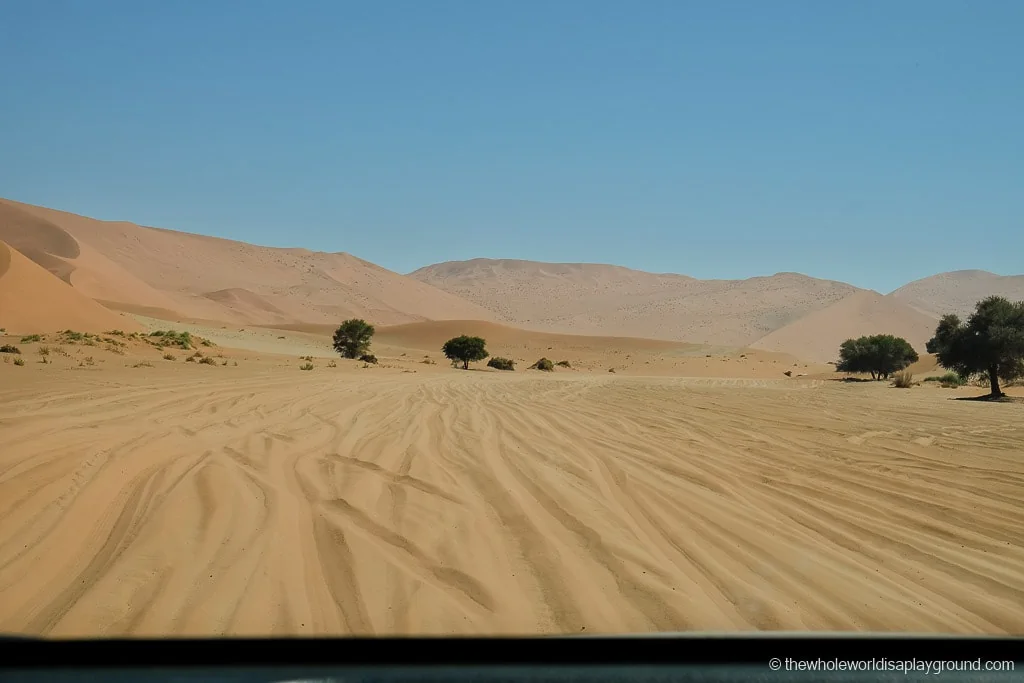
xmin=149 ymin=330 xmax=195 ymax=349
xmin=442 ymin=336 xmax=488 ymax=370
xmin=37 ymin=346 xmax=51 ymax=356
xmin=14 ymin=357 xmax=25 ymax=366
xmin=184 ymin=351 xmax=203 ymax=362
xmin=198 ymin=356 xmax=217 ymax=366
xmin=327 ymin=360 xmax=337 ymax=368
xmin=359 ymin=353 xmax=378 ymax=365
xmin=487 ymin=357 xmax=516 ymax=371
xmin=162 ymin=353 xmax=176 ymax=361
xmin=924 ymin=372 xmax=966 ymax=388
xmin=201 ymin=339 xmax=214 ymax=347
xmin=105 ymin=330 xmax=126 ymax=338
xmin=529 ymin=358 xmax=554 ymax=372
xmin=132 ymin=361 xmax=154 ymax=368
xmin=0 ymin=345 xmax=20 ymax=354
xmin=333 ymin=319 xmax=375 ymax=359
xmin=62 ymin=330 xmax=85 ymax=341
xmin=892 ymin=369 xmax=915 ymax=388
xmin=80 ymin=356 xmax=95 ymax=367
xmin=105 ymin=343 xmax=126 ymax=355
xmin=836 ymin=334 xmax=919 ymax=380
xmin=926 ymin=296 xmax=1024 ymax=398
xmin=300 ymin=362 xmax=315 ymax=371
xmin=421 ymin=358 xmax=435 ymax=365
xmin=20 ymin=334 xmax=41 ymax=344
xmin=556 ymin=360 xmax=572 ymax=368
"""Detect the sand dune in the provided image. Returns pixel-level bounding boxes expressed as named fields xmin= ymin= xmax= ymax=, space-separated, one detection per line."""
xmin=1 ymin=198 xmax=496 ymax=327
xmin=0 ymin=242 xmax=142 ymax=334
xmin=750 ymin=291 xmax=940 ymax=363
xmin=410 ymin=259 xmax=862 ymax=347
xmin=1 ymin=362 xmax=1021 ymax=636
xmin=890 ymin=270 xmax=1024 ymax=318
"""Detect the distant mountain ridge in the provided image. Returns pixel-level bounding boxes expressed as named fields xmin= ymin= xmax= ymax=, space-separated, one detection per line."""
xmin=3 ymin=196 xmax=1023 ymax=362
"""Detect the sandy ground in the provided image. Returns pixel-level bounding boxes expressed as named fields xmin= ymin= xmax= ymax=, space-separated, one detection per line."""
xmin=1 ymin=332 xmax=1022 ymax=636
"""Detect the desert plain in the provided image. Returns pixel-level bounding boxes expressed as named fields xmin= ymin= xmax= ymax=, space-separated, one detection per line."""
xmin=1 ymin=198 xmax=1023 ymax=636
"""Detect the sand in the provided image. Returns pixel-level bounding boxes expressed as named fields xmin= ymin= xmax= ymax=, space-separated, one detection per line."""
xmin=750 ymin=290 xmax=940 ymax=363
xmin=410 ymin=259 xmax=863 ymax=347
xmin=1 ymin=198 xmax=497 ymax=327
xmin=0 ymin=241 xmax=143 ymax=335
xmin=1 ymin=334 xmax=1022 ymax=636
xmin=891 ymin=270 xmax=1024 ymax=319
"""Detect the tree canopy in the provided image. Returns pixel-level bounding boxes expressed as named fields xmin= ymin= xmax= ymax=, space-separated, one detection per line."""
xmin=926 ymin=296 xmax=1024 ymax=397
xmin=835 ymin=334 xmax=919 ymax=380
xmin=332 ymin=319 xmax=375 ymax=359
xmin=442 ymin=335 xmax=488 ymax=370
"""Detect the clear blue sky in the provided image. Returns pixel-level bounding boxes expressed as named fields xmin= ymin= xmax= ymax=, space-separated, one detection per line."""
xmin=1 ymin=1 xmax=1021 ymax=292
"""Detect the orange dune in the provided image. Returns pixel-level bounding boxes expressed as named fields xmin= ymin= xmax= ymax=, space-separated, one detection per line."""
xmin=0 ymin=241 xmax=142 ymax=334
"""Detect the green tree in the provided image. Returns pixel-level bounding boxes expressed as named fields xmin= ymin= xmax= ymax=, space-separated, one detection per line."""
xmin=442 ymin=335 xmax=488 ymax=370
xmin=835 ymin=334 xmax=919 ymax=380
xmin=332 ymin=319 xmax=375 ymax=359
xmin=926 ymin=296 xmax=1024 ymax=397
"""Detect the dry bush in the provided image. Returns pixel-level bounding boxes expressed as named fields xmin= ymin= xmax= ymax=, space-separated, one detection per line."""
xmin=198 ymin=356 xmax=217 ymax=365
xmin=529 ymin=358 xmax=554 ymax=371
xmin=0 ymin=344 xmax=20 ymax=354
xmin=327 ymin=360 xmax=337 ymax=368
xmin=892 ymin=370 xmax=914 ymax=388
xmin=163 ymin=353 xmax=176 ymax=361
xmin=14 ymin=357 xmax=25 ymax=366
xmin=300 ymin=362 xmax=314 ymax=371
xmin=487 ymin=357 xmax=516 ymax=371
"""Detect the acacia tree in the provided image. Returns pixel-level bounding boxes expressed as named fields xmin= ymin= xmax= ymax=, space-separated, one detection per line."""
xmin=442 ymin=335 xmax=488 ymax=370
xmin=926 ymin=296 xmax=1024 ymax=397
xmin=835 ymin=334 xmax=919 ymax=380
xmin=333 ymin=319 xmax=375 ymax=359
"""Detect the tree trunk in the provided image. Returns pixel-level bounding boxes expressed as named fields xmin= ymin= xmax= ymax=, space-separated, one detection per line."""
xmin=989 ymin=364 xmax=1002 ymax=397
xmin=463 ymin=359 xmax=469 ymax=370
xmin=870 ymin=371 xmax=877 ymax=380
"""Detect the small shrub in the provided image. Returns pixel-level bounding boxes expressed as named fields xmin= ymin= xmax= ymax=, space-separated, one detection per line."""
xmin=924 ymin=372 xmax=966 ymax=388
xmin=132 ymin=361 xmax=154 ymax=368
xmin=327 ymin=360 xmax=337 ymax=368
xmin=421 ymin=358 xmax=435 ymax=365
xmin=163 ymin=353 xmax=176 ymax=361
xmin=185 ymin=354 xmax=198 ymax=363
xmin=0 ymin=344 xmax=20 ymax=354
xmin=784 ymin=370 xmax=793 ymax=377
xmin=300 ymin=362 xmax=314 ymax=371
xmin=892 ymin=370 xmax=914 ymax=388
xmin=608 ymin=367 xmax=616 ymax=373
xmin=529 ymin=358 xmax=554 ymax=371
xmin=81 ymin=356 xmax=95 ymax=366
xmin=201 ymin=339 xmax=214 ymax=347
xmin=556 ymin=360 xmax=572 ymax=368
xmin=359 ymin=353 xmax=378 ymax=365
xmin=13 ymin=357 xmax=25 ymax=366
xmin=20 ymin=334 xmax=41 ymax=343
xmin=105 ymin=344 xmax=126 ymax=355
xmin=83 ymin=338 xmax=97 ymax=347
xmin=63 ymin=330 xmax=85 ymax=341
xmin=53 ymin=346 xmax=68 ymax=357
xmin=104 ymin=330 xmax=125 ymax=338
xmin=37 ymin=346 xmax=51 ymax=356
xmin=487 ymin=357 xmax=516 ymax=371
xmin=198 ymin=356 xmax=217 ymax=365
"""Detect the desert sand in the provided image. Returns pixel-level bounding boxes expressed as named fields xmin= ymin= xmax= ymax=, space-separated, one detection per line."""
xmin=1 ymin=326 xmax=1023 ymax=636
xmin=2 ymin=197 xmax=1024 ymax=638
xmin=0 ymin=241 xmax=142 ymax=335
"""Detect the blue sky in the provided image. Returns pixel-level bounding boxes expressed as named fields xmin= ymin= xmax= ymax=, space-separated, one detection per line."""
xmin=1 ymin=1 xmax=1021 ymax=292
